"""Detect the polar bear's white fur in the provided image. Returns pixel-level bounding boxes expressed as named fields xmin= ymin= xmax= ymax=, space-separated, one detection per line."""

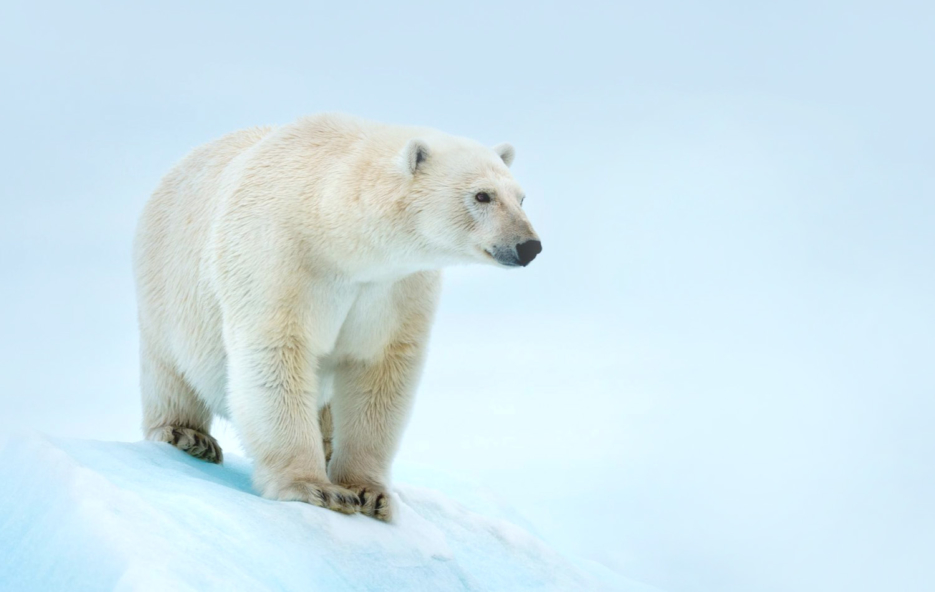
xmin=133 ymin=114 xmax=540 ymax=520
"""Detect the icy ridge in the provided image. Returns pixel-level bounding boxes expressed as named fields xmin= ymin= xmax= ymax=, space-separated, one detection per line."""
xmin=0 ymin=435 xmax=655 ymax=591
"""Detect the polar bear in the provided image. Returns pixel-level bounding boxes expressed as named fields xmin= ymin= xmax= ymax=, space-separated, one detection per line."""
xmin=133 ymin=113 xmax=541 ymax=521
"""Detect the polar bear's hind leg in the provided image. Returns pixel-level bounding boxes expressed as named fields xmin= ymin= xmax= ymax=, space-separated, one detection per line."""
xmin=140 ymin=344 xmax=223 ymax=463
xmin=319 ymin=403 xmax=333 ymax=465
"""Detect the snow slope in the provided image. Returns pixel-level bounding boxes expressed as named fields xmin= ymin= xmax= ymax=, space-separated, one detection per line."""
xmin=0 ymin=436 xmax=655 ymax=591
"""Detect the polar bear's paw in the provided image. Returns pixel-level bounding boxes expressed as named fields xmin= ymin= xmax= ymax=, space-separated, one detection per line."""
xmin=275 ymin=480 xmax=361 ymax=515
xmin=342 ymin=484 xmax=393 ymax=522
xmin=151 ymin=425 xmax=223 ymax=464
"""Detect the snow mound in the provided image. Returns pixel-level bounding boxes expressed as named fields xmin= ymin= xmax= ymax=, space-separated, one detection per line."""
xmin=0 ymin=436 xmax=653 ymax=591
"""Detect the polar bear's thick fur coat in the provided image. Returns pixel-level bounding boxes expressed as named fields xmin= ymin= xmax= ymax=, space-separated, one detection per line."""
xmin=133 ymin=114 xmax=540 ymax=520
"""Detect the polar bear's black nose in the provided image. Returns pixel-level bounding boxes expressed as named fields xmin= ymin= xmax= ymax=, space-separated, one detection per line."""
xmin=516 ymin=240 xmax=542 ymax=266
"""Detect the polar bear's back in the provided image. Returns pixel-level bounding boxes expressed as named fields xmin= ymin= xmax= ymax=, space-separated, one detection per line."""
xmin=135 ymin=124 xmax=274 ymax=300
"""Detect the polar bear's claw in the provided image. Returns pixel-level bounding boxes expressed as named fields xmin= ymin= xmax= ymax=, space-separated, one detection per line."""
xmin=275 ymin=481 xmax=361 ymax=515
xmin=151 ymin=425 xmax=223 ymax=464
xmin=343 ymin=485 xmax=393 ymax=522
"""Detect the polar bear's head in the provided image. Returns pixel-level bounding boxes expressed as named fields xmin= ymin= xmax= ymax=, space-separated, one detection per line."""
xmin=399 ymin=136 xmax=541 ymax=268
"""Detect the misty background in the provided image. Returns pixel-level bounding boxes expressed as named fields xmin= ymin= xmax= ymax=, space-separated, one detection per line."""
xmin=1 ymin=2 xmax=933 ymax=591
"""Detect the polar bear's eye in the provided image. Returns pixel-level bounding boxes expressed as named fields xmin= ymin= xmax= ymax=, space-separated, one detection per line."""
xmin=475 ymin=192 xmax=491 ymax=203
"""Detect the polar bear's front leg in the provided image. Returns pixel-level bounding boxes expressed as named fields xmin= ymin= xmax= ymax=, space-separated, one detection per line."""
xmin=225 ymin=330 xmax=360 ymax=515
xmin=328 ymin=341 xmax=426 ymax=521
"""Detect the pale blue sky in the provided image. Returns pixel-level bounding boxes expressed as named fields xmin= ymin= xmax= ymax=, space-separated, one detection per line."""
xmin=1 ymin=2 xmax=933 ymax=591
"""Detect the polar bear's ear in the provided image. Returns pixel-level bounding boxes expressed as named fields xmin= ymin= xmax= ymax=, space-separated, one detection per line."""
xmin=492 ymin=142 xmax=515 ymax=167
xmin=401 ymin=139 xmax=430 ymax=175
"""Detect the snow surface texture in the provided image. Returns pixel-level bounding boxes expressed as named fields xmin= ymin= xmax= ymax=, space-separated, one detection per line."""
xmin=0 ymin=436 xmax=656 ymax=591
